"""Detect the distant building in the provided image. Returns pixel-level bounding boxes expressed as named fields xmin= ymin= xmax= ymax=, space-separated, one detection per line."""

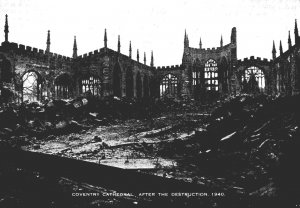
xmin=0 ymin=15 xmax=299 ymax=103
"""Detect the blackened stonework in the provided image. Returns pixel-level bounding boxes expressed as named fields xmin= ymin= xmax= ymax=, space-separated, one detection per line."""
xmin=0 ymin=40 xmax=155 ymax=103
xmin=0 ymin=15 xmax=300 ymax=103
xmin=74 ymin=48 xmax=155 ymax=98
xmin=179 ymin=27 xmax=237 ymax=99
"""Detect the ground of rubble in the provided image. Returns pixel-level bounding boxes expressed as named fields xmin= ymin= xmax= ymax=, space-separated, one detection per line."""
xmin=1 ymin=95 xmax=300 ymax=207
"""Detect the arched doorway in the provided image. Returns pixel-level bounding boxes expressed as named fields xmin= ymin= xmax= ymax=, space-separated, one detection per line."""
xmin=113 ymin=64 xmax=122 ymax=97
xmin=22 ymin=71 xmax=43 ymax=102
xmin=160 ymin=74 xmax=178 ymax=98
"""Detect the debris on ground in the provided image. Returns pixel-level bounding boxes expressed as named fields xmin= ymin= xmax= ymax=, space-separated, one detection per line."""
xmin=0 ymin=94 xmax=299 ymax=207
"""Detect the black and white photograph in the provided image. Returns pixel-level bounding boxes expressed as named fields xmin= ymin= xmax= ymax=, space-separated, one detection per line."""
xmin=0 ymin=0 xmax=300 ymax=207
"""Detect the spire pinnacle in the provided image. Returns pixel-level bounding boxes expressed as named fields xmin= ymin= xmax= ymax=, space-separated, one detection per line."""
xmin=199 ymin=37 xmax=202 ymax=49
xmin=184 ymin=29 xmax=189 ymax=48
xmin=104 ymin=29 xmax=107 ymax=48
xmin=144 ymin=52 xmax=146 ymax=65
xmin=4 ymin=14 xmax=9 ymax=42
xmin=220 ymin=35 xmax=223 ymax=47
xmin=272 ymin=40 xmax=276 ymax=60
xmin=295 ymin=19 xmax=299 ymax=44
xmin=231 ymin=27 xmax=237 ymax=44
xmin=129 ymin=41 xmax=132 ymax=58
xmin=279 ymin=40 xmax=283 ymax=55
xmin=288 ymin=31 xmax=292 ymax=49
xmin=272 ymin=40 xmax=276 ymax=53
xmin=151 ymin=50 xmax=154 ymax=67
xmin=73 ymin=36 xmax=77 ymax=58
xmin=137 ymin=49 xmax=139 ymax=62
xmin=117 ymin=35 xmax=120 ymax=53
xmin=46 ymin=30 xmax=50 ymax=53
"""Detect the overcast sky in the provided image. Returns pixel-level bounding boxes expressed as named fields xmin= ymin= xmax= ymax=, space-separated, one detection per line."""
xmin=1 ymin=0 xmax=300 ymax=66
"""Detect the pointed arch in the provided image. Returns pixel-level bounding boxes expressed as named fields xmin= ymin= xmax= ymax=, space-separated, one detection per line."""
xmin=149 ymin=76 xmax=157 ymax=98
xmin=113 ymin=63 xmax=122 ymax=97
xmin=220 ymin=57 xmax=229 ymax=93
xmin=242 ymin=66 xmax=265 ymax=93
xmin=126 ymin=68 xmax=134 ymax=97
xmin=192 ymin=58 xmax=201 ymax=86
xmin=204 ymin=59 xmax=219 ymax=91
xmin=136 ymin=71 xmax=142 ymax=98
xmin=80 ymin=74 xmax=102 ymax=96
xmin=143 ymin=74 xmax=149 ymax=97
xmin=160 ymin=74 xmax=178 ymax=98
xmin=55 ymin=73 xmax=73 ymax=99
xmin=22 ymin=70 xmax=44 ymax=102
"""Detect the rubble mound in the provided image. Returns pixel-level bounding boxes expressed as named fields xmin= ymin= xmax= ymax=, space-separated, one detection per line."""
xmin=190 ymin=95 xmax=299 ymax=204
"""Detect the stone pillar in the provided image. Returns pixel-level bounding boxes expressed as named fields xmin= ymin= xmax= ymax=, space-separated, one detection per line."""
xmin=141 ymin=74 xmax=144 ymax=98
xmin=293 ymin=52 xmax=300 ymax=95
xmin=121 ymin=72 xmax=126 ymax=97
xmin=181 ymin=66 xmax=191 ymax=98
xmin=133 ymin=72 xmax=137 ymax=98
xmin=102 ymin=56 xmax=110 ymax=96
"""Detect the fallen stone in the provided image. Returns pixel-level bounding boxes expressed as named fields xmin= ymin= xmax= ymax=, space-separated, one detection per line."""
xmin=33 ymin=144 xmax=40 ymax=150
xmin=55 ymin=121 xmax=68 ymax=129
xmin=46 ymin=135 xmax=56 ymax=140
xmin=94 ymin=136 xmax=102 ymax=142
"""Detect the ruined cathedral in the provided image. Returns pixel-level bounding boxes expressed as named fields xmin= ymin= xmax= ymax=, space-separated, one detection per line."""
xmin=0 ymin=14 xmax=300 ymax=103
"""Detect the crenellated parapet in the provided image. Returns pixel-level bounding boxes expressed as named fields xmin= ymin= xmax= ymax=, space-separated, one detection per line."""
xmin=155 ymin=64 xmax=183 ymax=71
xmin=237 ymin=56 xmax=272 ymax=67
xmin=183 ymin=27 xmax=237 ymax=67
xmin=0 ymin=42 xmax=72 ymax=63
xmin=186 ymin=43 xmax=232 ymax=54
xmin=76 ymin=47 xmax=154 ymax=71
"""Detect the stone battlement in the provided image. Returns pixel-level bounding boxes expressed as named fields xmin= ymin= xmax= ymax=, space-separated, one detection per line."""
xmin=237 ymin=56 xmax=271 ymax=65
xmin=188 ymin=43 xmax=232 ymax=54
xmin=77 ymin=48 xmax=108 ymax=59
xmin=0 ymin=42 xmax=71 ymax=62
xmin=77 ymin=47 xmax=154 ymax=70
xmin=155 ymin=64 xmax=182 ymax=70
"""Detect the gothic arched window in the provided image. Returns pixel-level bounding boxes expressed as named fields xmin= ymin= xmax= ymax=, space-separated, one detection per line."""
xmin=160 ymin=74 xmax=178 ymax=97
xmin=204 ymin=59 xmax=218 ymax=91
xmin=22 ymin=71 xmax=42 ymax=102
xmin=81 ymin=76 xmax=101 ymax=96
xmin=242 ymin=66 xmax=265 ymax=92
xmin=55 ymin=73 xmax=72 ymax=99
xmin=192 ymin=60 xmax=201 ymax=86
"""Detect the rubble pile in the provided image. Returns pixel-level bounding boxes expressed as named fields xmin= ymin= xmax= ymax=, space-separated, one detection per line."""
xmin=0 ymin=94 xmax=299 ymax=206
xmin=0 ymin=97 xmax=158 ymax=141
xmin=151 ymin=94 xmax=300 ymax=202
